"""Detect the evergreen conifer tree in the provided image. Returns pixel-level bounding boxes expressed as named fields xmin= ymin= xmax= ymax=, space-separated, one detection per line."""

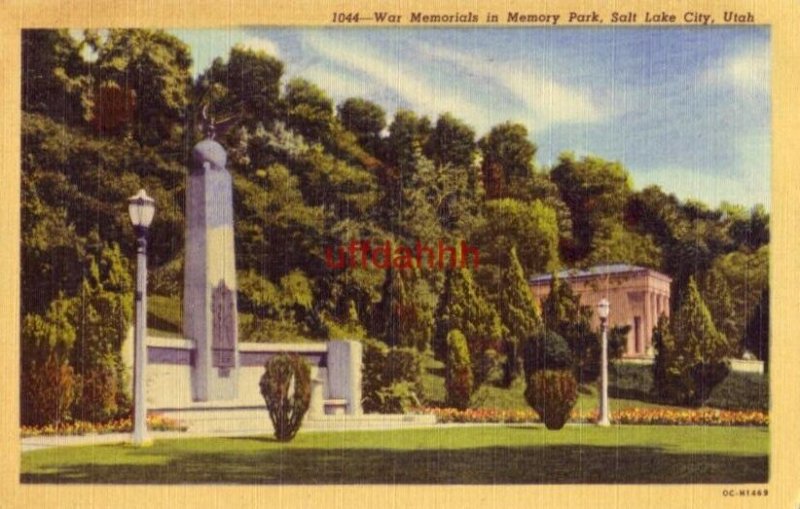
xmin=497 ymin=247 xmax=541 ymax=385
xmin=433 ymin=268 xmax=505 ymax=386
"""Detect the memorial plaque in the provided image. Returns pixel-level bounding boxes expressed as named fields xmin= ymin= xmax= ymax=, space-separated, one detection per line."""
xmin=211 ymin=281 xmax=236 ymax=368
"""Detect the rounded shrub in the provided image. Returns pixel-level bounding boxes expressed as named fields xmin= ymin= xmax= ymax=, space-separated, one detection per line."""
xmin=445 ymin=329 xmax=473 ymax=410
xmin=521 ymin=330 xmax=573 ymax=379
xmin=259 ymin=353 xmax=311 ymax=441
xmin=524 ymin=369 xmax=578 ymax=430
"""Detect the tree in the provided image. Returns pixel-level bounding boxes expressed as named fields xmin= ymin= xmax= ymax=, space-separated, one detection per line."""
xmin=337 ymin=97 xmax=386 ymax=154
xmin=232 ymin=164 xmax=325 ymax=278
xmin=22 ymin=29 xmax=90 ymax=124
xmin=295 ymin=145 xmax=379 ymax=220
xmin=585 ymin=222 xmax=661 ymax=269
xmin=371 ymin=268 xmax=433 ymax=351
xmin=472 ymin=198 xmax=560 ymax=276
xmin=706 ymin=246 xmax=769 ymax=351
xmin=521 ymin=329 xmax=573 ymax=380
xmin=285 ymin=78 xmax=335 ymax=143
xmin=655 ymin=277 xmax=730 ymax=406
xmin=196 ymin=44 xmax=284 ymax=129
xmin=445 ymin=329 xmax=473 ymax=410
xmin=94 ymin=29 xmax=192 ymax=146
xmin=21 ymin=297 xmax=79 ymax=426
xmin=650 ymin=314 xmax=673 ymax=401
xmin=478 ymin=122 xmax=537 ymax=199
xmin=744 ymin=287 xmax=769 ymax=371
xmin=69 ymin=243 xmax=133 ymax=422
xmin=700 ymin=267 xmax=738 ymax=348
xmin=497 ymin=247 xmax=541 ymax=385
xmin=20 ymin=170 xmax=86 ymax=315
xmin=372 ymin=268 xmax=407 ymax=348
xmin=550 ymin=153 xmax=632 ymax=263
xmin=424 ymin=113 xmax=476 ymax=169
xmin=540 ymin=275 xmax=604 ymax=383
xmin=433 ymin=268 xmax=505 ymax=387
xmin=729 ymin=204 xmax=769 ymax=250
xmin=383 ymin=109 xmax=432 ymax=177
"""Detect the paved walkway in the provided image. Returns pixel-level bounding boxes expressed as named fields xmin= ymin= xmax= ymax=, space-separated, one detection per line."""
xmin=20 ymin=419 xmax=547 ymax=452
xmin=21 ymin=414 xmax=439 ymax=452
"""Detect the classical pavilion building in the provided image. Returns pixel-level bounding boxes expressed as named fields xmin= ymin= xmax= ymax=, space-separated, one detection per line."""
xmin=529 ymin=264 xmax=672 ymax=358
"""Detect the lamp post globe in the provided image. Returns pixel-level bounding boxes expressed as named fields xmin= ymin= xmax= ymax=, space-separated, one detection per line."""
xmin=597 ymin=298 xmax=611 ymax=427
xmin=129 ymin=189 xmax=155 ymax=446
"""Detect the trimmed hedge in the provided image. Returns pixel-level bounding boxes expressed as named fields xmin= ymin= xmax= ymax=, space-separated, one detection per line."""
xmin=445 ymin=329 xmax=473 ymax=410
xmin=259 ymin=353 xmax=311 ymax=441
xmin=524 ymin=369 xmax=578 ymax=430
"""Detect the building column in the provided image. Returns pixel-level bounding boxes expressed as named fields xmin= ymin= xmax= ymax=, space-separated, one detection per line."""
xmin=649 ymin=292 xmax=657 ymax=350
xmin=636 ymin=290 xmax=653 ymax=355
xmin=655 ymin=294 xmax=662 ymax=320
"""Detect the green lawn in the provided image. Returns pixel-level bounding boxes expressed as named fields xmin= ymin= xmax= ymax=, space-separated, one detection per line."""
xmin=21 ymin=425 xmax=768 ymax=484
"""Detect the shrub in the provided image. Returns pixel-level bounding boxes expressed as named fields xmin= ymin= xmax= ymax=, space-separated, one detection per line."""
xmin=259 ymin=353 xmax=311 ymax=441
xmin=521 ymin=330 xmax=573 ymax=380
xmin=653 ymin=278 xmax=731 ymax=406
xmin=445 ymin=329 xmax=473 ymax=410
xmin=360 ymin=338 xmax=422 ymax=413
xmin=524 ymin=369 xmax=578 ymax=430
xmin=371 ymin=382 xmax=421 ymax=413
xmin=706 ymin=371 xmax=769 ymax=412
xmin=21 ymin=354 xmax=78 ymax=427
xmin=73 ymin=353 xmax=122 ymax=423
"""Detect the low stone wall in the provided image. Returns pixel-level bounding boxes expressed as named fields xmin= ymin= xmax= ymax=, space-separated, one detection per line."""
xmin=123 ymin=332 xmax=363 ymax=415
xmin=729 ymin=358 xmax=765 ymax=374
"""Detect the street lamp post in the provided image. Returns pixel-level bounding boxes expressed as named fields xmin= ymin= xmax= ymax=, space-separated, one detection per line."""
xmin=129 ymin=189 xmax=155 ymax=446
xmin=597 ymin=298 xmax=611 ymax=427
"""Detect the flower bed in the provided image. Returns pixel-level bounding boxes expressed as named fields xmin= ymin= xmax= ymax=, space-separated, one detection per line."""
xmin=20 ymin=414 xmax=187 ymax=437
xmin=415 ymin=407 xmax=768 ymax=427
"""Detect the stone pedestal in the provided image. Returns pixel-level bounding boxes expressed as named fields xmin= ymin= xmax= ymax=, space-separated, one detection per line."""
xmin=184 ymin=138 xmax=239 ymax=401
xmin=308 ymin=374 xmax=325 ymax=419
xmin=326 ymin=341 xmax=363 ymax=415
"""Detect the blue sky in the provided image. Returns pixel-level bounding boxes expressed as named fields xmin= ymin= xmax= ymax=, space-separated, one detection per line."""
xmin=170 ymin=26 xmax=771 ymax=209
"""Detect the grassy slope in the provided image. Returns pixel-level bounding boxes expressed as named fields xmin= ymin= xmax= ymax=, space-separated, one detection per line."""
xmin=149 ymin=294 xmax=769 ymax=412
xmin=421 ymin=354 xmax=769 ymax=412
xmin=21 ymin=426 xmax=768 ymax=484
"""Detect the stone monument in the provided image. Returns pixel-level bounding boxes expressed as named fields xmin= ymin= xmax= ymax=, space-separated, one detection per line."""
xmin=183 ymin=131 xmax=239 ymax=401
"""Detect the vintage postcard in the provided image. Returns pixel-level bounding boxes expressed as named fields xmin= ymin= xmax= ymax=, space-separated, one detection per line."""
xmin=1 ymin=0 xmax=798 ymax=508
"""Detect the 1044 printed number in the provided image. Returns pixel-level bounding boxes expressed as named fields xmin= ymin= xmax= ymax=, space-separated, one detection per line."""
xmin=332 ymin=12 xmax=360 ymax=23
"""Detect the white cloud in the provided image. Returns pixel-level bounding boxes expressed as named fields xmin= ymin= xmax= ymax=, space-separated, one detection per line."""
xmin=301 ymin=67 xmax=373 ymax=100
xmin=702 ymin=44 xmax=770 ymax=94
xmin=635 ymin=158 xmax=769 ymax=210
xmin=417 ymin=44 xmax=609 ymax=132
xmin=238 ymin=36 xmax=281 ymax=59
xmin=300 ymin=33 xmax=484 ymax=124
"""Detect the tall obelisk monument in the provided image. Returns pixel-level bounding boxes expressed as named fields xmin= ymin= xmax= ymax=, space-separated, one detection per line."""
xmin=184 ymin=131 xmax=239 ymax=401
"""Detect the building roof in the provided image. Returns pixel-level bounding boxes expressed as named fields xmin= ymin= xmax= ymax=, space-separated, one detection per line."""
xmin=529 ymin=264 xmax=671 ymax=285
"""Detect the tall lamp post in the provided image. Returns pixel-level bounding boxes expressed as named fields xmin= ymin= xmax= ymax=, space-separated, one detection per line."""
xmin=597 ymin=298 xmax=611 ymax=427
xmin=129 ymin=189 xmax=155 ymax=446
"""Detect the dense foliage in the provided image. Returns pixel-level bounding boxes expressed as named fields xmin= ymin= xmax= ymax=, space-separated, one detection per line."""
xmin=524 ymin=370 xmax=578 ymax=430
xmin=652 ymin=278 xmax=731 ymax=406
xmin=445 ymin=329 xmax=473 ymax=410
xmin=20 ymin=29 xmax=769 ymax=424
xmin=259 ymin=353 xmax=311 ymax=441
xmin=360 ymin=338 xmax=422 ymax=413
